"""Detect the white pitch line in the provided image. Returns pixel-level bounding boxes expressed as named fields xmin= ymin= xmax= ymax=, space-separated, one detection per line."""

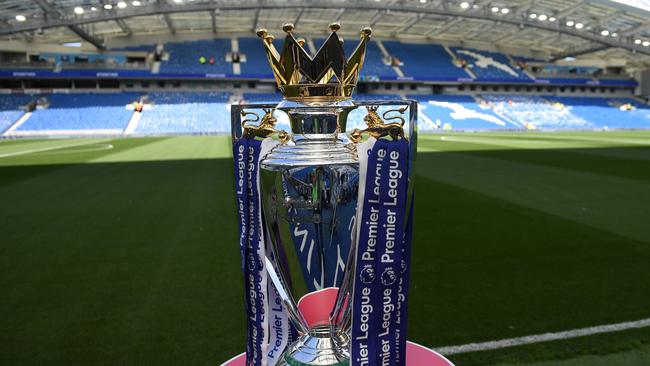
xmin=436 ymin=317 xmax=650 ymax=355
xmin=0 ymin=139 xmax=109 ymax=158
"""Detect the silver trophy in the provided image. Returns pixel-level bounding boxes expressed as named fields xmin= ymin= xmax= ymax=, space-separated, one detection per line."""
xmin=231 ymin=23 xmax=417 ymax=366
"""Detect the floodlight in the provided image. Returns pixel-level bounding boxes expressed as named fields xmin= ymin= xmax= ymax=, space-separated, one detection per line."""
xmin=501 ymin=8 xmax=509 ymax=14
xmin=117 ymin=1 xmax=127 ymax=8
xmin=575 ymin=23 xmax=583 ymax=29
xmin=566 ymin=20 xmax=574 ymax=26
xmin=491 ymin=6 xmax=499 ymax=12
xmin=15 ymin=15 xmax=26 ymax=22
xmin=104 ymin=4 xmax=113 ymax=9
xmin=460 ymin=2 xmax=470 ymax=9
xmin=74 ymin=7 xmax=84 ymax=15
xmin=538 ymin=14 xmax=547 ymax=21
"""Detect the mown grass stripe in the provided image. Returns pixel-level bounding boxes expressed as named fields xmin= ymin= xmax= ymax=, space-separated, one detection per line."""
xmin=436 ymin=318 xmax=650 ymax=355
xmin=417 ymin=151 xmax=650 ymax=243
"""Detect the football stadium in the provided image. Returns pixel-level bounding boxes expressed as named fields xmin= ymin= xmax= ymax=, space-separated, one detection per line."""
xmin=1 ymin=0 xmax=650 ymax=365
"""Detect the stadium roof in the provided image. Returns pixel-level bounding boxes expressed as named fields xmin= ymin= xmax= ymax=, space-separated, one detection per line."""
xmin=1 ymin=0 xmax=649 ymax=67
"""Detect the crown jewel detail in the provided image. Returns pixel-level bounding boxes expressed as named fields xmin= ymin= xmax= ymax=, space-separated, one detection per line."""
xmin=256 ymin=23 xmax=372 ymax=101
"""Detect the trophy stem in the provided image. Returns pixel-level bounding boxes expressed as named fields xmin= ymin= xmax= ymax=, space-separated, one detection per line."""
xmin=281 ymin=325 xmax=350 ymax=366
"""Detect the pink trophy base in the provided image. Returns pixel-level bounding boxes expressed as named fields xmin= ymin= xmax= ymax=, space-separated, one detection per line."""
xmin=221 ymin=288 xmax=454 ymax=366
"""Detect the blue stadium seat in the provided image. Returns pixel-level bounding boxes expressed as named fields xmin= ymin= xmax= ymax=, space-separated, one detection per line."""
xmin=548 ymin=96 xmax=650 ymax=129
xmin=337 ymin=39 xmax=396 ymax=79
xmin=0 ymin=94 xmax=35 ymax=132
xmin=0 ymin=111 xmax=24 ymax=132
xmin=353 ymin=94 xmax=401 ymax=101
xmin=451 ymin=47 xmax=530 ymax=81
xmin=110 ymin=44 xmax=154 ymax=52
xmin=383 ymin=42 xmax=470 ymax=80
xmin=360 ymin=42 xmax=398 ymax=79
xmin=410 ymin=94 xmax=509 ymax=130
xmin=17 ymin=93 xmax=139 ymax=131
xmin=242 ymin=93 xmax=282 ymax=103
xmin=146 ymin=92 xmax=230 ymax=104
xmin=134 ymin=92 xmax=232 ymax=134
xmin=135 ymin=103 xmax=230 ymax=134
xmin=161 ymin=39 xmax=232 ymax=75
xmin=480 ymin=95 xmax=590 ymax=129
xmin=5 ymin=91 xmax=649 ymax=134
xmin=0 ymin=94 xmax=35 ymax=110
xmin=239 ymin=38 xmax=274 ymax=78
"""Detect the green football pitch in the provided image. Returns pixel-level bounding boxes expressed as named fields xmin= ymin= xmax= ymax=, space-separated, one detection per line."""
xmin=1 ymin=131 xmax=650 ymax=366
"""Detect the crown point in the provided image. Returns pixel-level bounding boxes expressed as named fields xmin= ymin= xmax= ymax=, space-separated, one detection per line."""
xmin=282 ymin=23 xmax=294 ymax=33
xmin=329 ymin=22 xmax=341 ymax=32
xmin=296 ymin=38 xmax=306 ymax=47
xmin=361 ymin=27 xmax=372 ymax=38
xmin=256 ymin=28 xmax=268 ymax=38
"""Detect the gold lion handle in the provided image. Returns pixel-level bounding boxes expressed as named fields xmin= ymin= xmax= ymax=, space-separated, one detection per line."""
xmin=241 ymin=108 xmax=291 ymax=143
xmin=350 ymin=105 xmax=406 ymax=143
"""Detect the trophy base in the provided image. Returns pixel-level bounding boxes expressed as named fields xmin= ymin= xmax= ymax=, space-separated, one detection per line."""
xmin=279 ymin=325 xmax=350 ymax=366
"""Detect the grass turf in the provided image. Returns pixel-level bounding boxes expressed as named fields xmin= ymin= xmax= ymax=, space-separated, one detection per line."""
xmin=0 ymin=131 xmax=649 ymax=365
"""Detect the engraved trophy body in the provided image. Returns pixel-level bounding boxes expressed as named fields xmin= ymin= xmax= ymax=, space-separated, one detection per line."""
xmin=261 ymin=99 xmax=358 ymax=365
xmin=231 ymin=23 xmax=417 ymax=366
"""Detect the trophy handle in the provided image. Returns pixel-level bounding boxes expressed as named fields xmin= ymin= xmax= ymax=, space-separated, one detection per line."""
xmin=350 ymin=105 xmax=407 ymax=142
xmin=240 ymin=111 xmax=260 ymax=127
xmin=382 ymin=106 xmax=408 ymax=125
xmin=240 ymin=108 xmax=292 ymax=143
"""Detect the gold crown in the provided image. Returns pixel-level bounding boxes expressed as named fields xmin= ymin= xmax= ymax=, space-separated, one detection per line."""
xmin=256 ymin=23 xmax=372 ymax=102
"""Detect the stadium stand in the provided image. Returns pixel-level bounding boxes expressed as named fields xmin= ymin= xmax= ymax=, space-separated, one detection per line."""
xmin=0 ymin=94 xmax=34 ymax=129
xmin=0 ymin=94 xmax=34 ymax=133
xmin=0 ymin=38 xmax=639 ymax=88
xmin=411 ymin=94 xmax=509 ymax=130
xmin=346 ymin=40 xmax=396 ymax=80
xmin=353 ymin=94 xmax=401 ymax=101
xmin=110 ymin=44 xmax=155 ymax=52
xmin=3 ymin=92 xmax=649 ymax=135
xmin=383 ymin=42 xmax=469 ymax=80
xmin=134 ymin=92 xmax=231 ymax=134
xmin=161 ymin=39 xmax=232 ymax=75
xmin=313 ymin=38 xmax=397 ymax=80
xmin=16 ymin=93 xmax=139 ymax=132
xmin=451 ymin=47 xmax=531 ymax=81
xmin=480 ymin=95 xmax=590 ymax=129
xmin=242 ymin=93 xmax=282 ymax=103
xmin=145 ymin=91 xmax=230 ymax=104
xmin=0 ymin=110 xmax=24 ymax=133
xmin=547 ymin=96 xmax=650 ymax=129
xmin=238 ymin=38 xmax=273 ymax=78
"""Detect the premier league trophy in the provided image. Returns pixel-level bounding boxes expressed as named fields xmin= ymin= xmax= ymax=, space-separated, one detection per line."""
xmin=231 ymin=22 xmax=417 ymax=366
